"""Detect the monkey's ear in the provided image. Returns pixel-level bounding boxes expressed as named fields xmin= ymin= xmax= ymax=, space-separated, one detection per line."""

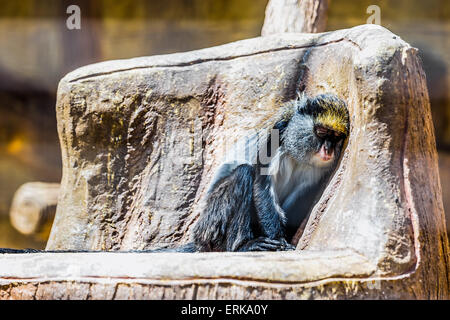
xmin=295 ymin=92 xmax=309 ymax=114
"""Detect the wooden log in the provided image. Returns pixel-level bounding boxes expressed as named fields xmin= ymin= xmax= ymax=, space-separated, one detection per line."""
xmin=261 ymin=0 xmax=329 ymax=35
xmin=9 ymin=182 xmax=59 ymax=239
xmin=0 ymin=24 xmax=448 ymax=299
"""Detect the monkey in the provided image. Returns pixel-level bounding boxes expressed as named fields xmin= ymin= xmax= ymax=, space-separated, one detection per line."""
xmin=0 ymin=93 xmax=349 ymax=254
xmin=174 ymin=93 xmax=350 ymax=252
xmin=146 ymin=92 xmax=349 ymax=253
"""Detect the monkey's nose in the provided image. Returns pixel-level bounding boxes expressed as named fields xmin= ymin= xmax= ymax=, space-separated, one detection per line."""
xmin=319 ymin=145 xmax=333 ymax=161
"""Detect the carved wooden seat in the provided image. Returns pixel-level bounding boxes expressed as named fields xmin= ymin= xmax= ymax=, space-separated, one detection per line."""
xmin=1 ymin=25 xmax=448 ymax=300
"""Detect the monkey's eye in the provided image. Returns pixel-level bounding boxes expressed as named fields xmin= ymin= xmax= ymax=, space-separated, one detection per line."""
xmin=315 ymin=126 xmax=328 ymax=138
xmin=333 ymin=131 xmax=344 ymax=139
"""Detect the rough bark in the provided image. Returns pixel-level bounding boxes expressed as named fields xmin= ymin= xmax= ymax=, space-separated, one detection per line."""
xmin=261 ymin=0 xmax=329 ymax=35
xmin=0 ymin=25 xmax=448 ymax=299
xmin=9 ymin=182 xmax=59 ymax=238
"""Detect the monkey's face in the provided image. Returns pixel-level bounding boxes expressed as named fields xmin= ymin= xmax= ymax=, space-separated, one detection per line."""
xmin=283 ymin=114 xmax=346 ymax=168
xmin=309 ymin=125 xmax=346 ymax=168
xmin=283 ymin=94 xmax=349 ymax=169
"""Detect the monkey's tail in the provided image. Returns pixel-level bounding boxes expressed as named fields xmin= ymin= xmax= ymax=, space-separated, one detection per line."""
xmin=142 ymin=242 xmax=198 ymax=253
xmin=0 ymin=248 xmax=41 ymax=254
xmin=0 ymin=243 xmax=199 ymax=254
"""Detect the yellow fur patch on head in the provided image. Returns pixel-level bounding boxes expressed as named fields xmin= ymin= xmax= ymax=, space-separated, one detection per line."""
xmin=316 ymin=111 xmax=348 ymax=134
xmin=315 ymin=96 xmax=349 ymax=135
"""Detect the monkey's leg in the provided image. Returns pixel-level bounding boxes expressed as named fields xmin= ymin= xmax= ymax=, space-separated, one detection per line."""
xmin=192 ymin=164 xmax=258 ymax=252
xmin=194 ymin=164 xmax=293 ymax=252
xmin=251 ymin=174 xmax=295 ymax=251
xmin=253 ymin=175 xmax=286 ymax=239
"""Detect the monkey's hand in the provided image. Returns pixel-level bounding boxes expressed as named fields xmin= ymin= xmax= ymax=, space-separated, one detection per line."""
xmin=238 ymin=237 xmax=295 ymax=252
xmin=280 ymin=238 xmax=296 ymax=251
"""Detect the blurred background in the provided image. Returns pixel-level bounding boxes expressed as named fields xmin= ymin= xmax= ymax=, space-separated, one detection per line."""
xmin=0 ymin=0 xmax=449 ymax=249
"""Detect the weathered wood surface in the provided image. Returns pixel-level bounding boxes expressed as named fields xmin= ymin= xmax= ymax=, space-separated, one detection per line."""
xmin=0 ymin=250 xmax=383 ymax=299
xmin=9 ymin=182 xmax=59 ymax=238
xmin=0 ymin=24 xmax=448 ymax=299
xmin=262 ymin=0 xmax=329 ymax=35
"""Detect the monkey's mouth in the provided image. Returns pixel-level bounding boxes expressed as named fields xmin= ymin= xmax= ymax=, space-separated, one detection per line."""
xmin=317 ymin=145 xmax=334 ymax=162
xmin=310 ymin=146 xmax=334 ymax=167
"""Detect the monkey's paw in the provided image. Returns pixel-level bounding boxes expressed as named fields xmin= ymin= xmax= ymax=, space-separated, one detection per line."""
xmin=280 ymin=239 xmax=296 ymax=251
xmin=239 ymin=237 xmax=295 ymax=252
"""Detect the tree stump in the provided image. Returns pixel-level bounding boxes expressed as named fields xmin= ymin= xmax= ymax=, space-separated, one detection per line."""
xmin=262 ymin=0 xmax=329 ymax=35
xmin=9 ymin=182 xmax=59 ymax=239
xmin=0 ymin=25 xmax=449 ymax=299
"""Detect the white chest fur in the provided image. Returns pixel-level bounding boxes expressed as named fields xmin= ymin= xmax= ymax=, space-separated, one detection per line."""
xmin=269 ymin=150 xmax=326 ymax=211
